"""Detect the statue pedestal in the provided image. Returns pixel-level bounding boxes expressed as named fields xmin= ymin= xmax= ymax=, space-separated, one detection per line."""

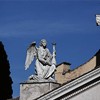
xmin=20 ymin=81 xmax=60 ymax=100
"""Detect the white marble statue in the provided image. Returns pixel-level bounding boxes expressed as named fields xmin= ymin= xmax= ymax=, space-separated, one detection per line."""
xmin=25 ymin=39 xmax=56 ymax=81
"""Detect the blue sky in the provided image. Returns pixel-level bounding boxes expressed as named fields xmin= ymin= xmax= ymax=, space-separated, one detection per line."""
xmin=0 ymin=0 xmax=100 ymax=97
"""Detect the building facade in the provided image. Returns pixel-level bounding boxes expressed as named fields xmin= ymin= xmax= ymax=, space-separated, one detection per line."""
xmin=11 ymin=50 xmax=100 ymax=100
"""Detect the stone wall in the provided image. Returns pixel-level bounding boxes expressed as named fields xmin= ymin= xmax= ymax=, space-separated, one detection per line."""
xmin=55 ymin=56 xmax=96 ymax=84
xmin=20 ymin=82 xmax=60 ymax=100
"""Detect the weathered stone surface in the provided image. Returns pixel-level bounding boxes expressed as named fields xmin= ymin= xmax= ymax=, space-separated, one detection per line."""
xmin=55 ymin=56 xmax=97 ymax=84
xmin=20 ymin=82 xmax=60 ymax=100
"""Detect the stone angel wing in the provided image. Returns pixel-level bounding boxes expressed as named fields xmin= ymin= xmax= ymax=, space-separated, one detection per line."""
xmin=25 ymin=42 xmax=37 ymax=70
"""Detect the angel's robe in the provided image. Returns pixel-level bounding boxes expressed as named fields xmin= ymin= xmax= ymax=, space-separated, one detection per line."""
xmin=35 ymin=46 xmax=56 ymax=78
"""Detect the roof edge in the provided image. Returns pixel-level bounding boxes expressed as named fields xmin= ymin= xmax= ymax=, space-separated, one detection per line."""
xmin=37 ymin=66 xmax=100 ymax=100
xmin=56 ymin=62 xmax=71 ymax=67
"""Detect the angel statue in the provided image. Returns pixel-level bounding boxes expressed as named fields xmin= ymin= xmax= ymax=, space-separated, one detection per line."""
xmin=25 ymin=39 xmax=56 ymax=81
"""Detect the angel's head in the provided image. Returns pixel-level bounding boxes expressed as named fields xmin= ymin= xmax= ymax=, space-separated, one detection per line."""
xmin=40 ymin=39 xmax=47 ymax=48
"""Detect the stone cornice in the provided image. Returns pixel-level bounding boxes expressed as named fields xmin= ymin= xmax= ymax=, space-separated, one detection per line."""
xmin=37 ymin=66 xmax=100 ymax=100
xmin=62 ymin=77 xmax=100 ymax=100
xmin=56 ymin=62 xmax=71 ymax=67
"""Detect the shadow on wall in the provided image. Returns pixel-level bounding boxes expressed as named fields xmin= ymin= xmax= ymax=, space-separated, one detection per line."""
xmin=0 ymin=41 xmax=13 ymax=100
